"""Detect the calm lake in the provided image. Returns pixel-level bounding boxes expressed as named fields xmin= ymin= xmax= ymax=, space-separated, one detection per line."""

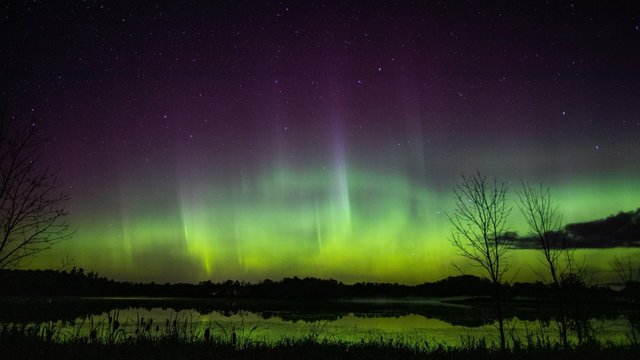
xmin=2 ymin=297 xmax=637 ymax=347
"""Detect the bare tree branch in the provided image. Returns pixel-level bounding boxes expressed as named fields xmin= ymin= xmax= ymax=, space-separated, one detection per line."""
xmin=612 ymin=255 xmax=640 ymax=285
xmin=448 ymin=172 xmax=513 ymax=284
xmin=516 ymin=181 xmax=579 ymax=349
xmin=516 ymin=182 xmax=567 ymax=285
xmin=0 ymin=109 xmax=72 ymax=269
xmin=447 ymin=171 xmax=512 ymax=350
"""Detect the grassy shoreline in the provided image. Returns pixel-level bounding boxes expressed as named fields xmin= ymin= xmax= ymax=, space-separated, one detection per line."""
xmin=2 ymin=321 xmax=639 ymax=360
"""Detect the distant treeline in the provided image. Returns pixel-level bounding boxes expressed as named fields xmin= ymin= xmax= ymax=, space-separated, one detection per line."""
xmin=0 ymin=268 xmax=635 ymax=301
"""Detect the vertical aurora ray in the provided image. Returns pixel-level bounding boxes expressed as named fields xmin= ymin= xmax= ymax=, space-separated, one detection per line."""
xmin=314 ymin=194 xmax=323 ymax=250
xmin=178 ymin=185 xmax=214 ymax=276
xmin=329 ymin=122 xmax=353 ymax=244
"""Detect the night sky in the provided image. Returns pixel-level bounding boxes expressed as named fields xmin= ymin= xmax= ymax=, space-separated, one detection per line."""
xmin=2 ymin=1 xmax=640 ymax=283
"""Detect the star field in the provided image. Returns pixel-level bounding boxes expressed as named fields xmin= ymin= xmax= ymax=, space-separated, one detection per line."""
xmin=1 ymin=1 xmax=639 ymax=283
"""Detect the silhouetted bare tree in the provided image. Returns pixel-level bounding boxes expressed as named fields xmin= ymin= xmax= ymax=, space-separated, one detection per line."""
xmin=517 ymin=182 xmax=570 ymax=349
xmin=448 ymin=171 xmax=512 ymax=350
xmin=0 ymin=110 xmax=72 ymax=269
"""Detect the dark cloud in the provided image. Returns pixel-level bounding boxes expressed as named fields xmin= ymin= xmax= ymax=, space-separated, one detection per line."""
xmin=514 ymin=209 xmax=640 ymax=249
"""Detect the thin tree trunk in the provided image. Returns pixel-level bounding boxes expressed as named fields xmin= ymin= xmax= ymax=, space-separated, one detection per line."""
xmin=557 ymin=287 xmax=569 ymax=349
xmin=495 ymin=281 xmax=506 ymax=351
xmin=550 ymin=268 xmax=568 ymax=349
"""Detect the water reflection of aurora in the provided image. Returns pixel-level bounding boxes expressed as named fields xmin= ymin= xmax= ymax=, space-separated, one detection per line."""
xmin=10 ymin=305 xmax=634 ymax=347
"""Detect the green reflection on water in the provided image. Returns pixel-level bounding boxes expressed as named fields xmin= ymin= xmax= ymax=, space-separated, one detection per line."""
xmin=41 ymin=307 xmax=635 ymax=347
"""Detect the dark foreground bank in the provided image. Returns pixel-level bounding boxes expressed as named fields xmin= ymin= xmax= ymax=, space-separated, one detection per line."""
xmin=3 ymin=339 xmax=640 ymax=360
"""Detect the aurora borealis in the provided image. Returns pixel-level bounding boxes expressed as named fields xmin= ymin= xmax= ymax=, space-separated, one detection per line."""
xmin=2 ymin=1 xmax=639 ymax=284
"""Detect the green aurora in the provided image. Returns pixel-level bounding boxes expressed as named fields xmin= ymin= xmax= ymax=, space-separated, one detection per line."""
xmin=31 ymin=164 xmax=640 ymax=284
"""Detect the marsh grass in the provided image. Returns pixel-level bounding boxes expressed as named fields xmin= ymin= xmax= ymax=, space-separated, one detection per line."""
xmin=1 ymin=317 xmax=640 ymax=360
